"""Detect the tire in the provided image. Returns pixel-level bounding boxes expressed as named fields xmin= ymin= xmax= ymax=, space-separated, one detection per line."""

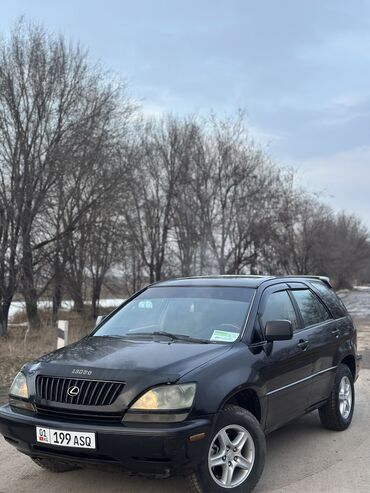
xmin=319 ymin=363 xmax=355 ymax=431
xmin=31 ymin=457 xmax=80 ymax=473
xmin=187 ymin=404 xmax=266 ymax=493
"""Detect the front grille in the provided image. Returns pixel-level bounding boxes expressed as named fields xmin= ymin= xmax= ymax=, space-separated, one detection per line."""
xmin=35 ymin=405 xmax=123 ymax=424
xmin=36 ymin=376 xmax=124 ymax=406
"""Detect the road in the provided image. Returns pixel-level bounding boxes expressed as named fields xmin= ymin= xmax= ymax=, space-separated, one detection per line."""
xmin=1 ymin=287 xmax=370 ymax=493
xmin=340 ymin=287 xmax=370 ymax=369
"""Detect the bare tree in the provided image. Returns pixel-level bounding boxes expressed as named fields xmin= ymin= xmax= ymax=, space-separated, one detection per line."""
xmin=317 ymin=213 xmax=370 ymax=289
xmin=195 ymin=114 xmax=276 ymax=274
xmin=265 ymin=180 xmax=331 ymax=275
xmin=171 ymin=122 xmax=205 ymax=276
xmin=87 ymin=209 xmax=121 ymax=319
xmin=0 ymin=192 xmax=19 ymax=335
xmin=0 ymin=20 xmax=134 ymax=328
xmin=124 ymin=116 xmax=195 ymax=282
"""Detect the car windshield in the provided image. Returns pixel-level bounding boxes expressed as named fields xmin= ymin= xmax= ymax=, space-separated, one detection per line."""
xmin=93 ymin=286 xmax=255 ymax=343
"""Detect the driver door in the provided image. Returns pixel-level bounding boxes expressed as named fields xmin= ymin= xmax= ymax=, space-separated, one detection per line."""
xmin=255 ymin=285 xmax=314 ymax=432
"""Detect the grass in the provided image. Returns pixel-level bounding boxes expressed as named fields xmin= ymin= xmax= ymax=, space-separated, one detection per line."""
xmin=0 ymin=307 xmax=115 ymax=387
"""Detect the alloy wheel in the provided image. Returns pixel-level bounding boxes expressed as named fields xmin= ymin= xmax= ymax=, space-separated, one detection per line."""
xmin=338 ymin=375 xmax=352 ymax=420
xmin=208 ymin=424 xmax=255 ymax=488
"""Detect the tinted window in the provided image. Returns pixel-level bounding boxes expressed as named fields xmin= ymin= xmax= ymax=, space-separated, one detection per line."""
xmin=94 ymin=286 xmax=254 ymax=343
xmin=260 ymin=291 xmax=298 ymax=331
xmin=292 ymin=289 xmax=331 ymax=327
xmin=310 ymin=281 xmax=346 ymax=318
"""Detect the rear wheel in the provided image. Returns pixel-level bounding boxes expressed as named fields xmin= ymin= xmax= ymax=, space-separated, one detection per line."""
xmin=31 ymin=457 xmax=80 ymax=473
xmin=319 ymin=364 xmax=355 ymax=431
xmin=188 ymin=405 xmax=266 ymax=493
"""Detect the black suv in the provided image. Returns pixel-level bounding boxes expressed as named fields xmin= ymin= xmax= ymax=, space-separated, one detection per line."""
xmin=0 ymin=276 xmax=360 ymax=493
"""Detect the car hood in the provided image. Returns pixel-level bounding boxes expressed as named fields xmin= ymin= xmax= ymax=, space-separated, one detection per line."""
xmin=27 ymin=335 xmax=231 ymax=385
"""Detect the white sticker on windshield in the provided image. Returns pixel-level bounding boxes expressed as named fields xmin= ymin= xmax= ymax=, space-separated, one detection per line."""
xmin=138 ymin=300 xmax=153 ymax=309
xmin=210 ymin=330 xmax=239 ymax=342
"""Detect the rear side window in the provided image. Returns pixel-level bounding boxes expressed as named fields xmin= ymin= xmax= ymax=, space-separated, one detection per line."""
xmin=292 ymin=289 xmax=331 ymax=327
xmin=260 ymin=291 xmax=298 ymax=331
xmin=310 ymin=281 xmax=346 ymax=318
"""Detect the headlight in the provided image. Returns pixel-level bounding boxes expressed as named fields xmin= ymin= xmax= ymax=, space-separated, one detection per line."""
xmin=131 ymin=383 xmax=196 ymax=411
xmin=123 ymin=383 xmax=196 ymax=423
xmin=10 ymin=372 xmax=29 ymax=399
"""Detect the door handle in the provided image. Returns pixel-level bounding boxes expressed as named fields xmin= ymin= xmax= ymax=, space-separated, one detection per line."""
xmin=332 ymin=328 xmax=340 ymax=338
xmin=297 ymin=339 xmax=309 ymax=351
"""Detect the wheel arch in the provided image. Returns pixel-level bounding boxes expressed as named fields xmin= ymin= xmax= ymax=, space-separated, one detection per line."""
xmin=219 ymin=386 xmax=263 ymax=424
xmin=340 ymin=353 xmax=356 ymax=379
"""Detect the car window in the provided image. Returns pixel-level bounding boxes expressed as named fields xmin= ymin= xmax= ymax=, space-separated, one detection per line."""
xmin=260 ymin=291 xmax=298 ymax=331
xmin=292 ymin=289 xmax=331 ymax=327
xmin=310 ymin=281 xmax=346 ymax=318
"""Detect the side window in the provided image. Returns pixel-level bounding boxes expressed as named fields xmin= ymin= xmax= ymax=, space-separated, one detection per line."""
xmin=310 ymin=281 xmax=346 ymax=318
xmin=260 ymin=291 xmax=298 ymax=332
xmin=292 ymin=289 xmax=331 ymax=327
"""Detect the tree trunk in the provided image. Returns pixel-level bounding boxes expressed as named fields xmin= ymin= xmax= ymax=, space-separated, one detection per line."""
xmin=149 ymin=265 xmax=155 ymax=284
xmin=22 ymin=279 xmax=42 ymax=330
xmin=68 ymin=270 xmax=86 ymax=317
xmin=0 ymin=301 xmax=10 ymax=337
xmin=155 ymin=263 xmax=162 ymax=282
xmin=24 ymin=291 xmax=41 ymax=330
xmin=52 ymin=259 xmax=63 ymax=322
xmin=23 ymin=289 xmax=41 ymax=330
xmin=219 ymin=259 xmax=226 ymax=275
xmin=52 ymin=283 xmax=63 ymax=323
xmin=91 ymin=282 xmax=102 ymax=320
xmin=21 ymin=231 xmax=42 ymax=330
xmin=72 ymin=293 xmax=85 ymax=316
xmin=199 ymin=236 xmax=207 ymax=275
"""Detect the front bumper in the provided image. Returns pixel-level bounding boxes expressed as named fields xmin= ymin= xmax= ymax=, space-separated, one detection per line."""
xmin=0 ymin=404 xmax=213 ymax=476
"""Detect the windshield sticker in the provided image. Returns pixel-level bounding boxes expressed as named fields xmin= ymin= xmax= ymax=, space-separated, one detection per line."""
xmin=138 ymin=300 xmax=153 ymax=309
xmin=210 ymin=330 xmax=239 ymax=342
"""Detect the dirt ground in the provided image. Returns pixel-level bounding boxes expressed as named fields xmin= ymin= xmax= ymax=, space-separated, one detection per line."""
xmin=0 ymin=288 xmax=369 ymax=492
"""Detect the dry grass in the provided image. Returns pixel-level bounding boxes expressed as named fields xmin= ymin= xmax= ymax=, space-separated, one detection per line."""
xmin=0 ymin=307 xmax=115 ymax=387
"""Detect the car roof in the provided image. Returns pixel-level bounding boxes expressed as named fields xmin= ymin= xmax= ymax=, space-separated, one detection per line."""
xmin=153 ymin=275 xmax=331 ymax=289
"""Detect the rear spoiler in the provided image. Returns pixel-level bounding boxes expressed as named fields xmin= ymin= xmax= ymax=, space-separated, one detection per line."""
xmin=302 ymin=275 xmax=332 ymax=287
xmin=281 ymin=275 xmax=332 ymax=288
xmin=312 ymin=276 xmax=332 ymax=287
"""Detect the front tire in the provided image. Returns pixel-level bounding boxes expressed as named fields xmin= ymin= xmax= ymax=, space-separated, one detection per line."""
xmin=31 ymin=457 xmax=80 ymax=473
xmin=319 ymin=364 xmax=355 ymax=431
xmin=188 ymin=405 xmax=266 ymax=493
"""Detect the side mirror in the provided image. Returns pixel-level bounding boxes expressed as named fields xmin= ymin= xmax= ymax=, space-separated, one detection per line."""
xmin=265 ymin=320 xmax=293 ymax=342
xmin=95 ymin=315 xmax=106 ymax=327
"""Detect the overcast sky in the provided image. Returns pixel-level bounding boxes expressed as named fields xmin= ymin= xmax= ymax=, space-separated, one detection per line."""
xmin=1 ymin=0 xmax=370 ymax=226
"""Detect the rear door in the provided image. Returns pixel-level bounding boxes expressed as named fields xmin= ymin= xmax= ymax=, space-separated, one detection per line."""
xmin=255 ymin=285 xmax=314 ymax=431
xmin=289 ymin=285 xmax=337 ymax=407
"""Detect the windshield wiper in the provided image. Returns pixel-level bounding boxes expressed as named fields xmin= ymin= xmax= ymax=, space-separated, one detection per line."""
xmin=128 ymin=331 xmax=210 ymax=344
xmin=93 ymin=334 xmax=126 ymax=339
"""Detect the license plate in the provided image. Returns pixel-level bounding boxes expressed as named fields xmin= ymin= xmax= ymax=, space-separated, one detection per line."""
xmin=36 ymin=426 xmax=96 ymax=449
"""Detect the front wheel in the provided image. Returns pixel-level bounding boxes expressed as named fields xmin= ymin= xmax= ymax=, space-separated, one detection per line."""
xmin=319 ymin=364 xmax=355 ymax=431
xmin=188 ymin=405 xmax=266 ymax=493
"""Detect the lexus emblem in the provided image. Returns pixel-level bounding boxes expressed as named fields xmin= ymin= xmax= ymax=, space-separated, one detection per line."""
xmin=67 ymin=386 xmax=80 ymax=397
